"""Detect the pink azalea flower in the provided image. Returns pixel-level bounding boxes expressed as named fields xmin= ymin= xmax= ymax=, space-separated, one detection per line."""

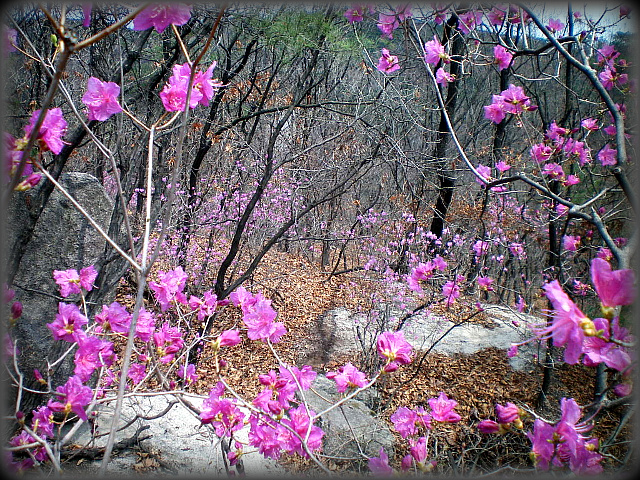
xmin=527 ymin=418 xmax=556 ymax=469
xmin=376 ymin=48 xmax=400 ymax=74
xmin=47 ymin=375 xmax=93 ymax=421
xmin=217 ymin=329 xmax=242 ymax=347
xmin=390 ymin=406 xmax=418 ymax=438
xmin=598 ymin=66 xmax=627 ymax=90
xmin=177 ymin=363 xmax=199 ymax=384
xmin=487 ymin=6 xmax=506 ymax=26
xmin=280 ymin=405 xmax=324 ymax=457
xmin=148 ymin=266 xmax=188 ymax=311
xmin=24 ymin=108 xmax=67 ymax=155
xmin=242 ymin=293 xmax=287 ymax=343
xmin=509 ymin=242 xmax=526 ymax=260
xmin=582 ymin=317 xmax=632 ymax=371
xmin=377 ymin=331 xmax=413 ymax=368
xmin=541 ymin=162 xmax=565 ymax=180
xmin=597 ymin=44 xmax=620 ymax=67
xmin=424 ymin=35 xmax=449 ymax=65
xmin=326 ymin=362 xmax=368 ymax=392
xmin=562 ymin=138 xmax=591 ymax=166
xmin=483 ymin=100 xmax=506 ymax=123
xmin=597 ymin=247 xmax=613 ymax=261
xmin=535 ymin=280 xmax=589 ymax=364
xmin=127 ymin=363 xmax=146 ymax=384
xmin=79 ymin=266 xmax=97 ymax=291
xmin=247 ymin=414 xmax=283 ymax=459
xmin=132 ymin=3 xmax=191 ymax=33
xmin=82 ymin=77 xmax=122 ymax=121
xmin=409 ymin=436 xmax=428 ymax=465
xmin=472 ymin=239 xmax=489 ymax=258
xmin=95 ymin=301 xmax=132 ymax=335
xmin=597 ymin=143 xmax=617 ymax=166
xmin=495 ymin=160 xmax=511 ymax=172
xmin=377 ymin=12 xmax=399 ymax=39
xmin=499 ymin=84 xmax=537 ymax=114
xmin=432 ymin=255 xmax=447 ymax=271
xmin=529 ymin=143 xmax=554 ymax=163
xmin=590 ymin=258 xmax=636 ymax=307
xmin=554 ymin=398 xmax=603 ymax=474
xmin=562 ymin=235 xmax=580 ymax=252
xmin=47 ymin=302 xmax=88 ymax=342
xmin=546 ymin=18 xmax=564 ymax=33
xmin=580 ymin=117 xmax=599 ymax=131
xmin=201 ymin=393 xmax=245 ymax=437
xmin=614 ymin=382 xmax=632 ymax=397
xmin=475 ymin=163 xmax=492 ymax=184
xmin=368 ymin=447 xmax=393 ymax=475
xmin=31 ymin=405 xmax=54 ymax=438
xmin=428 ymin=392 xmax=461 ymax=423
xmin=477 ymin=275 xmax=494 ymax=291
xmin=457 ymin=10 xmax=482 ymax=35
xmin=189 ymin=290 xmax=217 ymax=322
xmin=74 ymin=332 xmax=115 ymax=381
xmin=153 ymin=322 xmax=184 ymax=363
xmin=495 ymin=402 xmax=520 ymax=424
xmin=407 ymin=261 xmax=435 ymax=291
xmin=442 ymin=280 xmax=460 ymax=305
xmin=53 ymin=269 xmax=82 ymax=297
xmin=135 ymin=307 xmax=156 ymax=342
xmin=478 ymin=419 xmax=501 ymax=433
xmin=344 ymin=4 xmax=374 ymax=24
xmin=545 ymin=120 xmax=569 ymax=141
xmin=435 ymin=66 xmax=455 ymax=85
xmin=280 ymin=364 xmax=317 ymax=391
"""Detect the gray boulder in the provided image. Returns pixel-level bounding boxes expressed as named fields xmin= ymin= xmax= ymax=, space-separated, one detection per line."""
xmin=301 ymin=374 xmax=394 ymax=462
xmin=6 ymin=172 xmax=113 ymax=415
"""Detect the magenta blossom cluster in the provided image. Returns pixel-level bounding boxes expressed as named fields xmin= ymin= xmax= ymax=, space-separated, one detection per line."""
xmin=200 ymin=381 xmax=246 ymax=436
xmin=244 ymin=365 xmax=323 ymax=460
xmin=376 ymin=4 xmax=412 ymax=39
xmin=371 ymin=393 xmax=459 ymax=474
xmin=596 ymin=43 xmax=628 ymax=91
xmin=326 ymin=362 xmax=368 ymax=392
xmin=528 ymin=398 xmax=603 ymax=474
xmin=148 ymin=266 xmax=188 ymax=311
xmin=159 ymin=62 xmax=222 ymax=112
xmin=229 ymin=286 xmax=286 ymax=343
xmin=407 ymin=255 xmax=447 ymax=292
xmin=513 ymin=258 xmax=635 ymax=370
xmin=5 ymin=107 xmax=68 ymax=192
xmin=53 ymin=265 xmax=97 ymax=297
xmin=484 ymin=84 xmax=537 ymax=124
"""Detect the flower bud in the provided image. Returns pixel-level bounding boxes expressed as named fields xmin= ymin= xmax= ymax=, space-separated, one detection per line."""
xmin=10 ymin=301 xmax=22 ymax=319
